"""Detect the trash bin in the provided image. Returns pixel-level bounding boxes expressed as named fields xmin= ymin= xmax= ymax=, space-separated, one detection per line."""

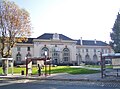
xmin=21 ymin=70 xmax=24 ymax=75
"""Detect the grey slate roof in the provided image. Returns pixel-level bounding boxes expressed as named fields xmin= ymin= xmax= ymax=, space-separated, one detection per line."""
xmin=26 ymin=38 xmax=34 ymax=43
xmin=19 ymin=33 xmax=109 ymax=46
xmin=76 ymin=39 xmax=108 ymax=46
xmin=37 ymin=33 xmax=74 ymax=41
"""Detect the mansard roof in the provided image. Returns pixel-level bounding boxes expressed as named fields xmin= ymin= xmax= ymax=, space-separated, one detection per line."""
xmin=76 ymin=39 xmax=108 ymax=46
xmin=18 ymin=33 xmax=109 ymax=46
xmin=25 ymin=38 xmax=34 ymax=43
xmin=37 ymin=33 xmax=74 ymax=41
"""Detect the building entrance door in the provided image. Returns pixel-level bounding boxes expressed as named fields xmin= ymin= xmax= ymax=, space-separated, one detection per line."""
xmin=52 ymin=46 xmax=60 ymax=65
xmin=54 ymin=59 xmax=58 ymax=65
xmin=52 ymin=52 xmax=60 ymax=65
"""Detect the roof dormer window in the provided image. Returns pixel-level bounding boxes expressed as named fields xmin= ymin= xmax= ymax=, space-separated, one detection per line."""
xmin=53 ymin=33 xmax=59 ymax=40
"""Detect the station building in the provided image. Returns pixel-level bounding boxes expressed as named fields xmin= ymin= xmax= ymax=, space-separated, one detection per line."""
xmin=11 ymin=33 xmax=113 ymax=65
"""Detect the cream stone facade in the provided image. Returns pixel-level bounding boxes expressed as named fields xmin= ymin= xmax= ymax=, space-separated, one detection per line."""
xmin=10 ymin=33 xmax=113 ymax=65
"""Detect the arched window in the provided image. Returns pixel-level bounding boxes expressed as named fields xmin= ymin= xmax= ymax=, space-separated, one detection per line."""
xmin=85 ymin=54 xmax=90 ymax=62
xmin=41 ymin=47 xmax=49 ymax=57
xmin=63 ymin=48 xmax=70 ymax=63
xmin=26 ymin=52 xmax=32 ymax=58
xmin=76 ymin=53 xmax=82 ymax=65
xmin=16 ymin=52 xmax=21 ymax=61
xmin=93 ymin=54 xmax=98 ymax=63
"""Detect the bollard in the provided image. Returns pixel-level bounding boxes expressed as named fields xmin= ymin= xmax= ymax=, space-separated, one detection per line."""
xmin=21 ymin=70 xmax=24 ymax=75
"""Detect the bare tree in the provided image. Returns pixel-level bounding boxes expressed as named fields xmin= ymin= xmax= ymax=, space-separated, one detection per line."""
xmin=0 ymin=0 xmax=32 ymax=58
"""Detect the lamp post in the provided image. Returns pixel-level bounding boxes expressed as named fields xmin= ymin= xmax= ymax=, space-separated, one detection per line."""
xmin=98 ymin=51 xmax=104 ymax=78
xmin=49 ymin=58 xmax=51 ymax=75
xmin=100 ymin=52 xmax=104 ymax=78
xmin=44 ymin=51 xmax=47 ymax=76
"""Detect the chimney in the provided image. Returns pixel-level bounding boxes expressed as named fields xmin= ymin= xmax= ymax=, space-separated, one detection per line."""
xmin=80 ymin=37 xmax=83 ymax=45
xmin=94 ymin=39 xmax=96 ymax=44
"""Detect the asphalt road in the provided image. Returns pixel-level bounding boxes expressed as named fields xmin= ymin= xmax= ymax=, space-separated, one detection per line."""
xmin=0 ymin=80 xmax=120 ymax=89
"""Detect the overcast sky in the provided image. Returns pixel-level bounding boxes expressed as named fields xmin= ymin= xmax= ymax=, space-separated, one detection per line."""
xmin=10 ymin=0 xmax=120 ymax=43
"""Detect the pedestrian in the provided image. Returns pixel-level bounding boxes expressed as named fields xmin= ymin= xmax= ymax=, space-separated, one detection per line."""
xmin=38 ymin=64 xmax=41 ymax=76
xmin=2 ymin=60 xmax=7 ymax=75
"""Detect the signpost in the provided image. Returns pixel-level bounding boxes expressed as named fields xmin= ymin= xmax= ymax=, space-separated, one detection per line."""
xmin=0 ymin=58 xmax=14 ymax=75
xmin=101 ymin=53 xmax=120 ymax=78
xmin=26 ymin=57 xmax=51 ymax=76
xmin=112 ymin=58 xmax=120 ymax=68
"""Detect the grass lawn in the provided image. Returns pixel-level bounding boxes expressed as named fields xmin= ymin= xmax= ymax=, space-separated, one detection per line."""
xmin=50 ymin=66 xmax=100 ymax=74
xmin=0 ymin=67 xmax=26 ymax=74
xmin=85 ymin=65 xmax=113 ymax=69
xmin=0 ymin=66 xmax=100 ymax=75
xmin=85 ymin=65 xmax=101 ymax=68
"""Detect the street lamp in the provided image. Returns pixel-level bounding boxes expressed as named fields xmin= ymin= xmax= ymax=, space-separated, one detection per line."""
xmin=44 ymin=51 xmax=47 ymax=76
xmin=98 ymin=51 xmax=104 ymax=78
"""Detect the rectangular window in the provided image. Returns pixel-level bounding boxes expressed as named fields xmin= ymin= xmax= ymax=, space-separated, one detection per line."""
xmin=86 ymin=49 xmax=88 ymax=52
xmin=105 ymin=49 xmax=107 ymax=53
xmin=17 ymin=47 xmax=21 ymax=51
xmin=79 ymin=49 xmax=81 ymax=53
xmin=101 ymin=49 xmax=104 ymax=53
xmin=94 ymin=49 xmax=96 ymax=53
xmin=64 ymin=57 xmax=68 ymax=61
xmin=27 ymin=47 xmax=30 ymax=51
xmin=82 ymin=49 xmax=84 ymax=53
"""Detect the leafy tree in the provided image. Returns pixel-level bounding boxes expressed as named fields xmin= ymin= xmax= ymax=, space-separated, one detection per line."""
xmin=0 ymin=0 xmax=32 ymax=58
xmin=110 ymin=12 xmax=120 ymax=53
